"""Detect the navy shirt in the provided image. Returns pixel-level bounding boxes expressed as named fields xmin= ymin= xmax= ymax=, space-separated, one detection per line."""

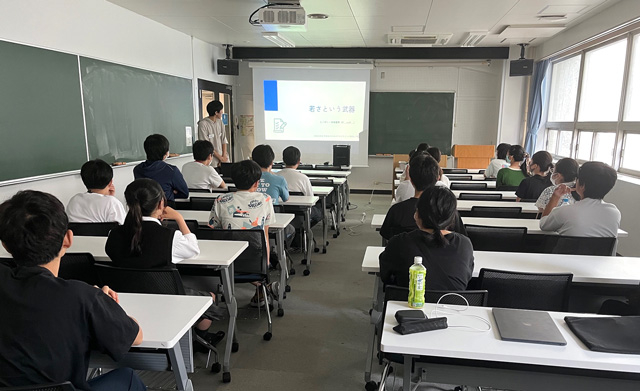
xmin=134 ymin=160 xmax=189 ymax=201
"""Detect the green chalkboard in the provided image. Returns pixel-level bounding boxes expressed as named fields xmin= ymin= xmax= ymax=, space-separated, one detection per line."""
xmin=0 ymin=40 xmax=88 ymax=182
xmin=80 ymin=57 xmax=194 ymax=163
xmin=368 ymin=92 xmax=454 ymax=155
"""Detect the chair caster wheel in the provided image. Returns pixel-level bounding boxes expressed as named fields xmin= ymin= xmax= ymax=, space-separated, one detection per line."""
xmin=333 ymin=234 xmax=338 ymax=238
xmin=301 ymin=259 xmax=307 ymax=265
xmin=263 ymin=332 xmax=272 ymax=341
xmin=365 ymin=381 xmax=378 ymax=391
xmin=326 ymin=241 xmax=329 ymax=246
xmin=285 ymin=285 xmax=291 ymax=292
xmin=342 ymin=217 xmax=345 ymax=222
xmin=231 ymin=342 xmax=239 ymax=353
xmin=303 ymin=269 xmax=310 ymax=276
xmin=322 ymin=249 xmax=327 ymax=254
xmin=277 ymin=308 xmax=284 ymax=317
xmin=210 ymin=363 xmax=221 ymax=373
xmin=284 ymin=293 xmax=287 ymax=299
xmin=222 ymin=372 xmax=231 ymax=383
xmin=314 ymin=248 xmax=320 ymax=253
xmin=290 ymin=268 xmax=296 ymax=275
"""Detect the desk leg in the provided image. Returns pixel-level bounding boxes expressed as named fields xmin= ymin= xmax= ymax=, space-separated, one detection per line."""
xmin=168 ymin=339 xmax=193 ymax=391
xmin=220 ymin=265 xmax=237 ymax=382
xmin=403 ymin=354 xmax=418 ymax=390
xmin=277 ymin=228 xmax=287 ymax=316
xmin=365 ymin=274 xmax=384 ymax=382
xmin=333 ymin=186 xmax=341 ymax=237
xmin=322 ymin=195 xmax=328 ymax=253
xmin=303 ymin=207 xmax=312 ymax=276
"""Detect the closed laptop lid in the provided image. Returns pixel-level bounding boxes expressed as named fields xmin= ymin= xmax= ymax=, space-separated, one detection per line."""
xmin=493 ymin=308 xmax=567 ymax=346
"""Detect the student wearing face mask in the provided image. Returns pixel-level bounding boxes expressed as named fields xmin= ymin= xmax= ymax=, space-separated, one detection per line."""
xmin=496 ymin=145 xmax=527 ymax=189
xmin=535 ymin=158 xmax=579 ymax=212
xmin=515 ymin=151 xmax=554 ymax=202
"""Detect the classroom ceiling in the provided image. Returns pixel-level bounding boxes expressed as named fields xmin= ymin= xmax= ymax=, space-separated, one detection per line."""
xmin=108 ymin=0 xmax=620 ymax=48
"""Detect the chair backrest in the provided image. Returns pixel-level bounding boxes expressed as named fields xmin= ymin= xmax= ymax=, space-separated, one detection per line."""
xmin=289 ymin=191 xmax=304 ymax=196
xmin=0 ymin=382 xmax=76 ymax=391
xmin=219 ymin=163 xmax=235 ymax=177
xmin=319 ymin=165 xmax=341 ymax=171
xmin=271 ymin=162 xmax=284 ymax=169
xmin=188 ymin=188 xmax=212 ymax=193
xmin=68 ymin=222 xmax=119 ymax=237
xmin=458 ymin=192 xmax=502 ymax=201
xmin=384 ymin=285 xmax=489 ymax=307
xmin=298 ymin=164 xmax=314 ymax=170
xmin=470 ymin=206 xmax=522 ymax=218
xmin=465 ymin=224 xmax=528 ymax=252
xmin=190 ymin=197 xmax=216 ymax=211
xmin=310 ymin=178 xmax=334 ymax=187
xmin=58 ymin=253 xmax=99 ymax=285
xmin=450 ymin=175 xmax=472 ymax=180
xmin=163 ymin=219 xmax=200 ymax=233
xmin=95 ymin=264 xmax=186 ymax=295
xmin=496 ymin=185 xmax=518 ymax=191
xmin=443 ymin=168 xmax=467 ymax=174
xmin=548 ymin=236 xmax=617 ymax=256
xmin=196 ymin=228 xmax=268 ymax=275
xmin=450 ymin=182 xmax=487 ymax=190
xmin=477 ymin=268 xmax=573 ymax=311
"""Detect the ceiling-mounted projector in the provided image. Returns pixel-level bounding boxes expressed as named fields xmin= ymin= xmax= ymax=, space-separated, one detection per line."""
xmin=257 ymin=0 xmax=306 ymax=32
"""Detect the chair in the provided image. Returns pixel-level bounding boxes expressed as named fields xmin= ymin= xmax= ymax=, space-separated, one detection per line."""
xmin=547 ymin=236 xmax=617 ymax=256
xmin=163 ymin=219 xmax=200 ymax=233
xmin=450 ymin=175 xmax=472 ymax=180
xmin=458 ymin=192 xmax=503 ymax=201
xmin=196 ymin=228 xmax=274 ymax=340
xmin=496 ymin=185 xmax=519 ymax=191
xmin=189 ymin=188 xmax=212 ymax=193
xmin=94 ymin=264 xmax=221 ymax=371
xmin=309 ymin=178 xmax=334 ymax=187
xmin=477 ymin=268 xmax=572 ymax=311
xmin=319 ymin=165 xmax=341 ymax=171
xmin=470 ymin=206 xmax=522 ymax=218
xmin=450 ymin=182 xmax=487 ymax=190
xmin=297 ymin=164 xmax=314 ymax=170
xmin=271 ymin=162 xmax=284 ymax=169
xmin=0 ymin=382 xmax=76 ymax=391
xmin=190 ymin=197 xmax=216 ymax=211
xmin=68 ymin=222 xmax=119 ymax=237
xmin=58 ymin=253 xmax=100 ymax=285
xmin=442 ymin=168 xmax=468 ymax=174
xmin=465 ymin=224 xmax=528 ymax=253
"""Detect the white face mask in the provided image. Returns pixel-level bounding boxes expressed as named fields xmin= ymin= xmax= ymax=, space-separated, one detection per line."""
xmin=550 ymin=173 xmax=560 ymax=186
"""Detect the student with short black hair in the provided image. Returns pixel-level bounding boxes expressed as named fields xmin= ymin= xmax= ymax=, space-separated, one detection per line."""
xmin=134 ymin=134 xmax=189 ymax=206
xmin=182 ymin=140 xmax=226 ymax=190
xmin=252 ymin=144 xmax=289 ymax=205
xmin=67 ymin=159 xmax=126 ymax=224
xmin=416 ymin=142 xmax=430 ymax=153
xmin=276 ymin=146 xmax=322 ymax=226
xmin=426 ymin=146 xmax=450 ymax=188
xmin=496 ymin=144 xmax=527 ymax=188
xmin=540 ymin=161 xmax=621 ymax=237
xmin=0 ymin=190 xmax=145 ymax=390
xmin=198 ymin=100 xmax=229 ymax=167
xmin=484 ymin=143 xmax=511 ymax=178
xmin=380 ymin=153 xmax=467 ymax=240
xmin=535 ymin=157 xmax=580 ymax=211
xmin=515 ymin=150 xmax=553 ymax=201
xmin=379 ymin=186 xmax=474 ymax=290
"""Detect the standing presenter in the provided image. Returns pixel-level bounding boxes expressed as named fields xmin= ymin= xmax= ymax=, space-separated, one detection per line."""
xmin=198 ymin=100 xmax=229 ymax=167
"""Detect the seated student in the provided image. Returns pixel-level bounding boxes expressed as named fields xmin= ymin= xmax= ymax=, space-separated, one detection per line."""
xmin=182 ymin=140 xmax=226 ymax=190
xmin=67 ymin=159 xmax=126 ymax=224
xmin=0 ymin=190 xmax=145 ymax=391
xmin=416 ymin=142 xmax=430 ymax=153
xmin=134 ymin=134 xmax=189 ymax=206
xmin=252 ymin=144 xmax=289 ymax=205
xmin=276 ymin=146 xmax=322 ymax=226
xmin=427 ymin=146 xmax=450 ymax=188
xmin=535 ymin=158 xmax=580 ymax=211
xmin=208 ymin=160 xmax=276 ymax=306
xmin=380 ymin=152 xmax=467 ymax=240
xmin=395 ymin=150 xmax=448 ymax=204
xmin=106 ymin=179 xmax=224 ymax=341
xmin=484 ymin=143 xmax=511 ymax=178
xmin=540 ymin=161 xmax=621 ymax=237
xmin=496 ymin=144 xmax=527 ymax=189
xmin=515 ymin=150 xmax=553 ymax=201
xmin=379 ymin=186 xmax=474 ymax=290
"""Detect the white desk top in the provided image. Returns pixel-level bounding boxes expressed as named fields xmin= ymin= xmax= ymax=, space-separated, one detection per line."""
xmin=381 ymin=301 xmax=640 ymax=374
xmin=446 ymin=168 xmax=484 ymax=174
xmin=371 ymin=214 xmax=386 ymax=228
xmin=118 ymin=293 xmax=211 ymax=349
xmin=178 ymin=211 xmax=295 ymax=230
xmin=329 ymin=177 xmax=347 ymax=185
xmin=452 ymin=190 xmax=517 ymax=200
xmin=312 ymin=186 xmax=334 ymax=196
xmin=462 ymin=216 xmax=628 ymax=237
xmin=178 ymin=186 xmax=332 ymax=200
xmin=273 ymin=168 xmax=351 ymax=177
xmin=457 ymin=200 xmax=538 ymax=214
xmin=282 ymin=195 xmax=319 ymax=207
xmin=361 ymin=246 xmax=640 ymax=284
xmin=451 ymin=180 xmax=496 ymax=188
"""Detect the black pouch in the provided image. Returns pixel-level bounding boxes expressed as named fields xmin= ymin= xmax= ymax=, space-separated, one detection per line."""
xmin=395 ymin=310 xmax=426 ymax=324
xmin=393 ymin=317 xmax=448 ymax=335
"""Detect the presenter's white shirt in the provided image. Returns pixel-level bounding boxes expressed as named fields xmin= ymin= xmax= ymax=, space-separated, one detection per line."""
xmin=197 ymin=117 xmax=228 ymax=167
xmin=66 ymin=192 xmax=126 ymax=224
xmin=141 ymin=217 xmax=200 ymax=264
xmin=485 ymin=159 xmax=509 ymax=178
xmin=182 ymin=161 xmax=224 ymax=190
xmin=276 ymin=168 xmax=313 ymax=196
xmin=539 ymin=198 xmax=621 ymax=237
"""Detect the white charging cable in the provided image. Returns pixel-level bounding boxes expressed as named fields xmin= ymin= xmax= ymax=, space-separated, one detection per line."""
xmin=430 ymin=293 xmax=492 ymax=332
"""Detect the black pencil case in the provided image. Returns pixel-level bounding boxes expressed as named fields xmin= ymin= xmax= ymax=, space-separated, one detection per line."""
xmin=395 ymin=310 xmax=426 ymax=324
xmin=393 ymin=317 xmax=448 ymax=335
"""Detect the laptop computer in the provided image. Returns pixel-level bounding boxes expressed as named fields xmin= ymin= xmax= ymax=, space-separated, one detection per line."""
xmin=493 ymin=308 xmax=567 ymax=346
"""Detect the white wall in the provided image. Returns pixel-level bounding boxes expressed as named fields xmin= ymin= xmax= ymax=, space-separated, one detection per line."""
xmin=498 ymin=46 xmax=529 ymax=145
xmin=0 ymin=0 xmax=231 ymax=205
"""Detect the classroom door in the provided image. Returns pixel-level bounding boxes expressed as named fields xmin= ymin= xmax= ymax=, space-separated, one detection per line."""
xmin=197 ymin=79 xmax=234 ymax=162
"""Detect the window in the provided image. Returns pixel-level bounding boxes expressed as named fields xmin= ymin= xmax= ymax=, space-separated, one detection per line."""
xmin=576 ymin=131 xmax=593 ymax=161
xmin=621 ymin=133 xmax=640 ymax=171
xmin=557 ymin=131 xmax=573 ymax=157
xmin=546 ymin=129 xmax=558 ymax=154
xmin=578 ymin=39 xmax=627 ymax=122
xmin=592 ymin=133 xmax=617 ymax=165
xmin=548 ymin=55 xmax=581 ymax=122
xmin=624 ymin=35 xmax=640 ymax=121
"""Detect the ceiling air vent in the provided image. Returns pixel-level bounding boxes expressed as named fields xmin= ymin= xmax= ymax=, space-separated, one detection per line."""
xmin=387 ymin=34 xmax=452 ymax=47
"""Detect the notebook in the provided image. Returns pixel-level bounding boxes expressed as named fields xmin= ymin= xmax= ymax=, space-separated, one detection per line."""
xmin=493 ymin=308 xmax=567 ymax=346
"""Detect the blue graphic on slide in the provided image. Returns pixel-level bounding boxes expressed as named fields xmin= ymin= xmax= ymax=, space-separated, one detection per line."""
xmin=264 ymin=80 xmax=278 ymax=111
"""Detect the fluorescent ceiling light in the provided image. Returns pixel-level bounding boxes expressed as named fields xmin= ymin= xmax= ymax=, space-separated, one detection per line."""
xmin=262 ymin=32 xmax=295 ymax=48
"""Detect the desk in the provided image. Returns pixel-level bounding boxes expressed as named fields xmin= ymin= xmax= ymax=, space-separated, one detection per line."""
xmin=371 ymin=214 xmax=385 ymax=230
xmin=381 ymin=301 xmax=640 ymax=390
xmin=445 ymin=173 xmax=486 ymax=180
xmin=452 ymin=190 xmax=517 ymax=200
xmin=105 ymin=293 xmax=211 ymax=391
xmin=457 ymin=200 xmax=538 ymax=214
xmin=282 ymin=195 xmax=319 ymax=276
xmin=461 ymin=216 xmax=629 ymax=237
xmin=450 ymin=179 xmax=497 ymax=188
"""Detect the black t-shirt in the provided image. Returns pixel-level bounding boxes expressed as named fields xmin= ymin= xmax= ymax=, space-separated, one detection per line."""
xmin=0 ymin=264 xmax=139 ymax=390
xmin=379 ymin=230 xmax=474 ymax=290
xmin=516 ymin=175 xmax=552 ymax=201
xmin=379 ymin=197 xmax=467 ymax=240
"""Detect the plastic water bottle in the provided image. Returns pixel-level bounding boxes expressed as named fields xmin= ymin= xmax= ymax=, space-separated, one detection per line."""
xmin=408 ymin=256 xmax=426 ymax=309
xmin=560 ymin=193 xmax=571 ymax=206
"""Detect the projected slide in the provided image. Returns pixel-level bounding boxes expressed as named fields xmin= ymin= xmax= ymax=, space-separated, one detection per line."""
xmin=263 ymin=80 xmax=366 ymax=141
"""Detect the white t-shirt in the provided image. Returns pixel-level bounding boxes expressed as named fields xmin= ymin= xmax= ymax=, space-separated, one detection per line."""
xmin=66 ymin=192 xmax=126 ymax=224
xmin=197 ymin=117 xmax=228 ymax=167
xmin=539 ymin=198 xmax=621 ymax=237
xmin=440 ymin=174 xmax=451 ymax=188
xmin=276 ymin=167 xmax=313 ymax=196
xmin=141 ymin=216 xmax=200 ymax=264
xmin=209 ymin=191 xmax=275 ymax=230
xmin=395 ymin=180 xmax=414 ymax=203
xmin=182 ymin=161 xmax=224 ymax=190
xmin=484 ymin=159 xmax=509 ymax=178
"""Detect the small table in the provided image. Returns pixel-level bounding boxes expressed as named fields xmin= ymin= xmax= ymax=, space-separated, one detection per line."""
xmin=461 ymin=216 xmax=629 ymax=237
